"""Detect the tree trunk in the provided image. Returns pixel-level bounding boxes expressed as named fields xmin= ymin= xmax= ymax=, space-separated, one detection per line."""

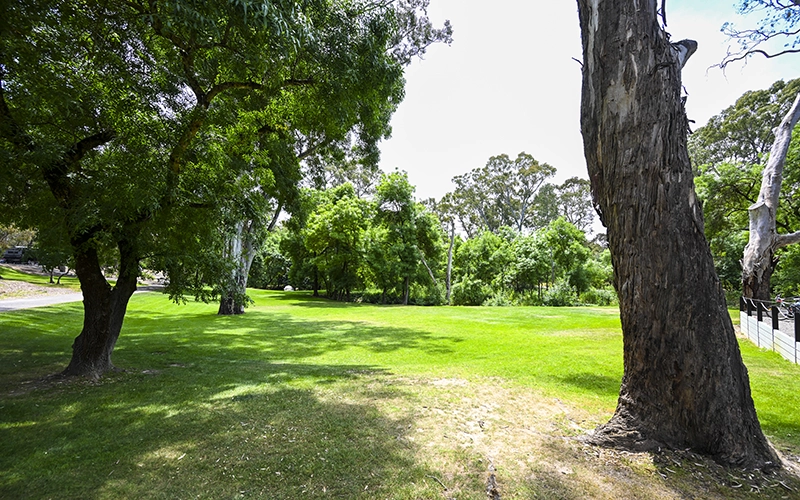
xmin=446 ymin=222 xmax=455 ymax=304
xmin=218 ymin=220 xmax=258 ymax=315
xmin=577 ymin=0 xmax=778 ymax=469
xmin=62 ymin=237 xmax=139 ymax=379
xmin=403 ymin=276 xmax=410 ymax=305
xmin=741 ymin=92 xmax=800 ymax=301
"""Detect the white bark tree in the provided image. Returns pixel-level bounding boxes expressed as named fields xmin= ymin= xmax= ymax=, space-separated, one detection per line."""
xmin=741 ymin=92 xmax=800 ymax=299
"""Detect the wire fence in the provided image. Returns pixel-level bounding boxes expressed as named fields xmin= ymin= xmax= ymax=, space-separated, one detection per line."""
xmin=739 ymin=297 xmax=800 ymax=365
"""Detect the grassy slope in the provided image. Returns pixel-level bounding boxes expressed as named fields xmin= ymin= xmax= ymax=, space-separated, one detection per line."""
xmin=1 ymin=290 xmax=799 ymax=499
xmin=0 ymin=264 xmax=81 ymax=291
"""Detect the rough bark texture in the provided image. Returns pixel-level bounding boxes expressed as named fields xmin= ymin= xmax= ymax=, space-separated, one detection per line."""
xmin=62 ymin=238 xmax=139 ymax=379
xmin=577 ymin=0 xmax=778 ymax=468
xmin=741 ymin=91 xmax=800 ymax=300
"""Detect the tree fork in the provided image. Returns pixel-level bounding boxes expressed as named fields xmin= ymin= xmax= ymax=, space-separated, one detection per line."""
xmin=61 ymin=233 xmax=140 ymax=379
xmin=577 ymin=0 xmax=779 ymax=468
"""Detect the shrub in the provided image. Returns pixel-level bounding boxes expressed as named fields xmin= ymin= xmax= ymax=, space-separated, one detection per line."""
xmin=451 ymin=277 xmax=491 ymax=306
xmin=542 ymin=279 xmax=577 ymax=307
xmin=483 ymin=291 xmax=514 ymax=307
xmin=580 ymin=287 xmax=618 ymax=306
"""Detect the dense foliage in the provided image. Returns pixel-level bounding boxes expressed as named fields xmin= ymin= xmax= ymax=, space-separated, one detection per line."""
xmin=254 ymin=160 xmax=612 ymax=307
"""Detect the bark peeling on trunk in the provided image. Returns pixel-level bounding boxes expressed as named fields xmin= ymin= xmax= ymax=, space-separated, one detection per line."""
xmin=577 ymin=0 xmax=778 ymax=468
xmin=218 ymin=220 xmax=257 ymax=315
xmin=742 ymin=92 xmax=800 ymax=300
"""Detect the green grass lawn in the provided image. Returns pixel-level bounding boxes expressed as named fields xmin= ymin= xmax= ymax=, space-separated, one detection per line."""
xmin=0 ymin=264 xmax=81 ymax=291
xmin=1 ymin=290 xmax=799 ymax=499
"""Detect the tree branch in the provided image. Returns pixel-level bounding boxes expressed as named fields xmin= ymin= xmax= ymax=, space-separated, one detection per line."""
xmin=775 ymin=230 xmax=800 ymax=249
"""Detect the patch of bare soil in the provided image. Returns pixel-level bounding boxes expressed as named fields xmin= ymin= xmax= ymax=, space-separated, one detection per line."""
xmin=339 ymin=375 xmax=800 ymax=499
xmin=0 ymin=263 xmax=75 ymax=298
xmin=0 ymin=279 xmax=74 ymax=299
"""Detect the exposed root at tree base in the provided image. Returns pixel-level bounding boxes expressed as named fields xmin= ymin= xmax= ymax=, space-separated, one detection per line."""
xmin=582 ymin=422 xmax=785 ymax=473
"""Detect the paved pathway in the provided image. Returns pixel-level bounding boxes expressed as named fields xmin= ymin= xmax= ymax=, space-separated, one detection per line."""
xmin=0 ymin=292 xmax=84 ymax=312
xmin=0 ymin=286 xmax=163 ymax=313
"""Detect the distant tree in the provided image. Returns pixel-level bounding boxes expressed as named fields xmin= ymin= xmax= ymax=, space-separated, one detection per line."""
xmin=366 ymin=172 xmax=444 ymax=304
xmin=447 ymin=152 xmax=556 ymax=234
xmin=510 ymin=232 xmax=551 ymax=299
xmin=555 ymin=177 xmax=595 ymax=233
xmin=540 ymin=217 xmax=591 ymax=293
xmin=304 ymin=184 xmax=372 ymax=301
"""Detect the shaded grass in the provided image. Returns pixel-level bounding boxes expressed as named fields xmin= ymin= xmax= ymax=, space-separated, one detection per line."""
xmin=1 ymin=290 xmax=799 ymax=499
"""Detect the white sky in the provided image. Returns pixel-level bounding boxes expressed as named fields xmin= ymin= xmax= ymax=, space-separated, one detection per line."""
xmin=378 ymin=0 xmax=798 ymax=202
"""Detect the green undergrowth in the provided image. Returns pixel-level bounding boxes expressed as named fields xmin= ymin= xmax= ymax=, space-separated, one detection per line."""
xmin=1 ymin=290 xmax=799 ymax=499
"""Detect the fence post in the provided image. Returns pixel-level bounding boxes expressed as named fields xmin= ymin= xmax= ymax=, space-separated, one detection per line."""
xmin=740 ymin=296 xmax=745 ymax=313
xmin=773 ymin=306 xmax=779 ymax=331
xmin=757 ymin=301 xmax=763 ymax=322
xmin=747 ymin=298 xmax=753 ymax=317
xmin=795 ymin=313 xmax=799 ymax=364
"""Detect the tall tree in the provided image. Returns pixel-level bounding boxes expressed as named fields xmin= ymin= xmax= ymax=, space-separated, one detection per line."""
xmin=0 ymin=0 xmax=451 ymax=378
xmin=576 ymin=0 xmax=777 ymax=468
xmin=555 ymin=177 xmax=595 ymax=232
xmin=448 ymin=152 xmax=555 ymax=234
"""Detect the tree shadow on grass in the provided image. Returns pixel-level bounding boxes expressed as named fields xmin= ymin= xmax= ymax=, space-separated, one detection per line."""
xmin=114 ymin=306 xmax=459 ymax=364
xmin=554 ymin=372 xmax=621 ymax=398
xmin=0 ymin=299 xmax=467 ymax=498
xmin=270 ymin=291 xmax=359 ymax=308
xmin=0 ymin=363 xmax=449 ymax=499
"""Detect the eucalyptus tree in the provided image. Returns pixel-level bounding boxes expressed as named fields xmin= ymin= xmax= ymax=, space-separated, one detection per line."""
xmin=577 ymin=0 xmax=776 ymax=468
xmin=692 ymin=78 xmax=800 ymax=299
xmin=713 ymin=1 xmax=800 ymax=300
xmin=444 ymin=152 xmax=555 ymax=235
xmin=721 ymin=0 xmax=800 ymax=66
xmin=555 ymin=177 xmax=595 ymax=233
xmin=0 ymin=0 xmax=451 ymax=378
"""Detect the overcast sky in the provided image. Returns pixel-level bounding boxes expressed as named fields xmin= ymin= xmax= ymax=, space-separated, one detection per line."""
xmin=377 ymin=0 xmax=798 ymax=202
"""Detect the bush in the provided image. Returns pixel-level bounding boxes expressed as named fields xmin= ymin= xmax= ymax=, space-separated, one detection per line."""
xmin=451 ymin=277 xmax=491 ymax=306
xmin=410 ymin=282 xmax=446 ymax=306
xmin=542 ymin=279 xmax=577 ymax=307
xmin=580 ymin=287 xmax=618 ymax=306
xmin=483 ymin=291 xmax=513 ymax=307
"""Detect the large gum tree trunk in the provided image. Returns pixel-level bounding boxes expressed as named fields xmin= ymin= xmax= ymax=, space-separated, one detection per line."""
xmin=62 ymin=237 xmax=139 ymax=379
xmin=577 ymin=0 xmax=778 ymax=468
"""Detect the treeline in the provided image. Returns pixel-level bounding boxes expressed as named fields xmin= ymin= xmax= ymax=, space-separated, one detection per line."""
xmin=249 ymin=154 xmax=615 ymax=306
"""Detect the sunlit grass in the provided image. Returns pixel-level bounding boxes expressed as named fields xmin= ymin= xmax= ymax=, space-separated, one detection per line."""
xmin=1 ymin=290 xmax=799 ymax=499
xmin=0 ymin=264 xmax=81 ymax=291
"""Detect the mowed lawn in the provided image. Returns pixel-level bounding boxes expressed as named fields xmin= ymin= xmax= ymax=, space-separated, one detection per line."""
xmin=1 ymin=290 xmax=800 ymax=499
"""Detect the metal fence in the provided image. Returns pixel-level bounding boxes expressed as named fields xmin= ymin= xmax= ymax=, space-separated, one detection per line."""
xmin=739 ymin=297 xmax=800 ymax=365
